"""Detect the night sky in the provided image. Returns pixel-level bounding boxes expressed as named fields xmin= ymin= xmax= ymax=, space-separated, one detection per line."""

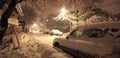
xmin=98 ymin=0 xmax=120 ymax=15
xmin=20 ymin=0 xmax=120 ymax=23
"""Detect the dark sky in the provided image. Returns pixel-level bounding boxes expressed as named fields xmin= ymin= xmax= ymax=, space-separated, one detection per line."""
xmin=98 ymin=0 xmax=120 ymax=15
xmin=40 ymin=0 xmax=120 ymax=15
xmin=21 ymin=0 xmax=62 ymax=19
xmin=22 ymin=0 xmax=120 ymax=15
xmin=20 ymin=0 xmax=120 ymax=23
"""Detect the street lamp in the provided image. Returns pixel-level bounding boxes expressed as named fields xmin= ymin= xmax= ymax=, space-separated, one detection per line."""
xmin=54 ymin=7 xmax=77 ymax=32
xmin=33 ymin=23 xmax=38 ymax=27
xmin=60 ymin=7 xmax=68 ymax=17
xmin=55 ymin=7 xmax=68 ymax=20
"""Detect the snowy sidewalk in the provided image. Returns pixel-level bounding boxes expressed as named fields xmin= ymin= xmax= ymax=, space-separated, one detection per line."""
xmin=0 ymin=33 xmax=73 ymax=58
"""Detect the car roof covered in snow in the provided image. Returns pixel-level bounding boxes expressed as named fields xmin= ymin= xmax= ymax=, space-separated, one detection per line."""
xmin=77 ymin=21 xmax=120 ymax=30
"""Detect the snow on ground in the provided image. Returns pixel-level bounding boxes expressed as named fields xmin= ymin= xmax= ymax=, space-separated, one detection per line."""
xmin=0 ymin=33 xmax=73 ymax=58
xmin=30 ymin=33 xmax=55 ymax=47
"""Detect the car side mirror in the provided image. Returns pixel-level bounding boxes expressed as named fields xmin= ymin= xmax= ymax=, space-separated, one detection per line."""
xmin=66 ymin=36 xmax=70 ymax=39
xmin=104 ymin=28 xmax=109 ymax=32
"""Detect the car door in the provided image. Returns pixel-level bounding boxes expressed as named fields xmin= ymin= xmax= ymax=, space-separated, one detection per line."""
xmin=73 ymin=28 xmax=114 ymax=56
xmin=111 ymin=28 xmax=120 ymax=51
xmin=58 ymin=29 xmax=82 ymax=50
xmin=104 ymin=28 xmax=120 ymax=51
xmin=57 ymin=29 xmax=84 ymax=57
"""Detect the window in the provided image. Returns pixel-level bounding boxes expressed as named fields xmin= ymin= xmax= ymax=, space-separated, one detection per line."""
xmin=70 ymin=29 xmax=83 ymax=38
xmin=83 ymin=28 xmax=105 ymax=38
xmin=111 ymin=28 xmax=119 ymax=32
xmin=116 ymin=35 xmax=120 ymax=38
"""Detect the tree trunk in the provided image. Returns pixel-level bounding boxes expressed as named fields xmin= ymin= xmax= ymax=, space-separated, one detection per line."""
xmin=0 ymin=0 xmax=18 ymax=44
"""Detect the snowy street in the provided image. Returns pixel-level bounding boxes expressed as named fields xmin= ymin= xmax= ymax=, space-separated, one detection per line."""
xmin=29 ymin=33 xmax=58 ymax=47
xmin=0 ymin=33 xmax=73 ymax=58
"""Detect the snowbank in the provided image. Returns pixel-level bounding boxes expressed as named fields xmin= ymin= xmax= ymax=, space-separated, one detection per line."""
xmin=41 ymin=47 xmax=71 ymax=58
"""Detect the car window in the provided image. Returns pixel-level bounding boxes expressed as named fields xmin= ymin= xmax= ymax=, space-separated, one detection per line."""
xmin=116 ymin=35 xmax=120 ymax=38
xmin=83 ymin=28 xmax=105 ymax=38
xmin=111 ymin=28 xmax=119 ymax=32
xmin=70 ymin=29 xmax=83 ymax=38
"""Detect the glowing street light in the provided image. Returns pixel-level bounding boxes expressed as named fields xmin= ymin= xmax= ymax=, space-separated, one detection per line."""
xmin=60 ymin=7 xmax=68 ymax=16
xmin=54 ymin=7 xmax=78 ymax=32
xmin=55 ymin=7 xmax=77 ymax=21
xmin=29 ymin=23 xmax=39 ymax=33
xmin=33 ymin=23 xmax=38 ymax=27
xmin=55 ymin=7 xmax=69 ymax=20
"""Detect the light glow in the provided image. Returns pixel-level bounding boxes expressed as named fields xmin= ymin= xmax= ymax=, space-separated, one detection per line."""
xmin=29 ymin=23 xmax=40 ymax=33
xmin=60 ymin=7 xmax=68 ymax=16
xmin=54 ymin=7 xmax=77 ymax=21
xmin=55 ymin=7 xmax=68 ymax=20
xmin=33 ymin=23 xmax=38 ymax=27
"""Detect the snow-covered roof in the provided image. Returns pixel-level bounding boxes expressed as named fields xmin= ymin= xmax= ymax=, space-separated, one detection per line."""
xmin=8 ymin=18 xmax=19 ymax=25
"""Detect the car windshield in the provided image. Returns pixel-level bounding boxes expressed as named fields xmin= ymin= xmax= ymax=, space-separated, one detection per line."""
xmin=111 ymin=28 xmax=119 ymax=32
xmin=70 ymin=30 xmax=83 ymax=38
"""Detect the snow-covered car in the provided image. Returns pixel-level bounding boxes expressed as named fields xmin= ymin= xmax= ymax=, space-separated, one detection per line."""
xmin=42 ymin=29 xmax=51 ymax=34
xmin=50 ymin=29 xmax=63 ymax=36
xmin=53 ymin=22 xmax=120 ymax=58
xmin=100 ymin=22 xmax=120 ymax=52
xmin=108 ymin=27 xmax=120 ymax=52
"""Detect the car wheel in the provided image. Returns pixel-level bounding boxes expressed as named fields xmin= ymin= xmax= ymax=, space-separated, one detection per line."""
xmin=53 ymin=42 xmax=60 ymax=47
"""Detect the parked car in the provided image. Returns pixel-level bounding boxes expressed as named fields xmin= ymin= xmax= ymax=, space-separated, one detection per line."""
xmin=42 ymin=29 xmax=51 ymax=34
xmin=50 ymin=29 xmax=63 ymax=36
xmin=53 ymin=22 xmax=120 ymax=58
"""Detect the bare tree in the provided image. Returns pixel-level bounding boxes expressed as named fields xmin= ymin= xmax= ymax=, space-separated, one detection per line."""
xmin=68 ymin=0 xmax=100 ymax=21
xmin=20 ymin=0 xmax=49 ymax=24
xmin=0 ymin=0 xmax=24 ymax=44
